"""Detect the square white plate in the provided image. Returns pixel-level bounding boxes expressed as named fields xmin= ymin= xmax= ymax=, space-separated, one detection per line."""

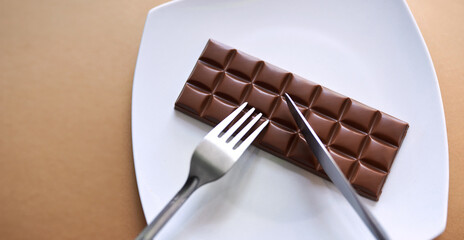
xmin=131 ymin=0 xmax=448 ymax=239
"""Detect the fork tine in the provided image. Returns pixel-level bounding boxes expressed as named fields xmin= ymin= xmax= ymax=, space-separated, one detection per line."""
xmin=235 ymin=119 xmax=269 ymax=153
xmin=229 ymin=113 xmax=267 ymax=148
xmin=228 ymin=113 xmax=262 ymax=147
xmin=206 ymin=102 xmax=247 ymax=138
xmin=234 ymin=119 xmax=269 ymax=154
xmin=221 ymin=107 xmax=255 ymax=141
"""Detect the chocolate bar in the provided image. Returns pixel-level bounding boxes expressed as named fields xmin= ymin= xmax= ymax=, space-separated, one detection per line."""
xmin=175 ymin=40 xmax=408 ymax=200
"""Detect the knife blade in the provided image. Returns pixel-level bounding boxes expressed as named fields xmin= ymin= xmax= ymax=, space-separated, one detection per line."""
xmin=284 ymin=93 xmax=389 ymax=240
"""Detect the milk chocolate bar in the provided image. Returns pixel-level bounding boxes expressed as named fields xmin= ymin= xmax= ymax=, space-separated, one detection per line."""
xmin=175 ymin=40 xmax=408 ymax=200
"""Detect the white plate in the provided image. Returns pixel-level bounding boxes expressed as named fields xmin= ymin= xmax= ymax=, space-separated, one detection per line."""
xmin=131 ymin=0 xmax=448 ymax=239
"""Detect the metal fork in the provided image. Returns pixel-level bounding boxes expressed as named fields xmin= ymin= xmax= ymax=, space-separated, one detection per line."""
xmin=136 ymin=102 xmax=269 ymax=240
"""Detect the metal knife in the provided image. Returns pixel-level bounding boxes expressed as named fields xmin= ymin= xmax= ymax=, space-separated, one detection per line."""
xmin=284 ymin=93 xmax=389 ymax=240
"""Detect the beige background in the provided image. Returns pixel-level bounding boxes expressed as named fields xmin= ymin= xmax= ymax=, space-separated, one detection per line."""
xmin=0 ymin=0 xmax=462 ymax=239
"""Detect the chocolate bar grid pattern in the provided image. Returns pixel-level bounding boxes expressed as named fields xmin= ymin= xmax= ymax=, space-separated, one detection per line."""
xmin=175 ymin=40 xmax=408 ymax=200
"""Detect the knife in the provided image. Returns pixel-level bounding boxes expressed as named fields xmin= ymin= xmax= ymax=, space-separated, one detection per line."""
xmin=284 ymin=93 xmax=389 ymax=240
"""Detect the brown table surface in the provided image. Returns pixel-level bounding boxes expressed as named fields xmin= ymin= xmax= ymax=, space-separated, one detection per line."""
xmin=0 ymin=0 xmax=462 ymax=239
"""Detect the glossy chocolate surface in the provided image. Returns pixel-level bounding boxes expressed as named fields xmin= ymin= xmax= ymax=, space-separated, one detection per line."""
xmin=175 ymin=40 xmax=409 ymax=200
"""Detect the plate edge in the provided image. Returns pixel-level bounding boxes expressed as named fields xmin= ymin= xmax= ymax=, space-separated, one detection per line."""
xmin=131 ymin=0 xmax=187 ymax=224
xmin=401 ymin=0 xmax=449 ymax=238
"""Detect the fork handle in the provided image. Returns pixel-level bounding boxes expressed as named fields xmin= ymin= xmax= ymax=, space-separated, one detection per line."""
xmin=135 ymin=176 xmax=199 ymax=240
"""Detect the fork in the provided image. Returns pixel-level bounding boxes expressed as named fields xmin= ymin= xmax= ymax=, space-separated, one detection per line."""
xmin=135 ymin=102 xmax=269 ymax=240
